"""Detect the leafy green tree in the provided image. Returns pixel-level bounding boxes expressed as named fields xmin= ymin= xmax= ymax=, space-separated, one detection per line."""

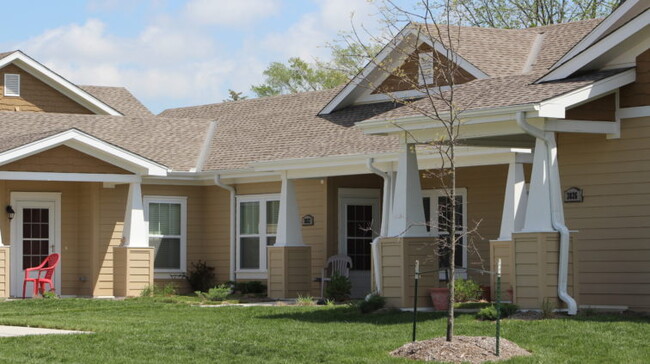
xmin=223 ymin=89 xmax=247 ymax=102
xmin=448 ymin=0 xmax=619 ymax=28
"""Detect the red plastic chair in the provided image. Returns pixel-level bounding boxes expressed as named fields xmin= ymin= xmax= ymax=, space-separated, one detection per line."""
xmin=23 ymin=253 xmax=60 ymax=298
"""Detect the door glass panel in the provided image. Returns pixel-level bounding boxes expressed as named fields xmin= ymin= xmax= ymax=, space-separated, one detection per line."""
xmin=346 ymin=205 xmax=373 ymax=271
xmin=22 ymin=208 xmax=49 ymax=270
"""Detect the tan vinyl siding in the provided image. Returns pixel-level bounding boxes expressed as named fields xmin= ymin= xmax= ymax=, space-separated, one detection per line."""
xmin=114 ymin=247 xmax=154 ymax=297
xmin=0 ymin=246 xmax=9 ymax=297
xmin=202 ymin=186 xmax=231 ymax=283
xmin=267 ymin=246 xmax=311 ymax=298
xmin=0 ymin=64 xmax=93 ymax=114
xmin=421 ymin=165 xmax=508 ymax=286
xmin=1 ymin=146 xmax=132 ymax=174
xmin=558 ymin=117 xmax=650 ymax=311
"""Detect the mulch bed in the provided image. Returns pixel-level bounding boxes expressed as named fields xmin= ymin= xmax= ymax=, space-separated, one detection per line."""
xmin=390 ymin=336 xmax=531 ymax=363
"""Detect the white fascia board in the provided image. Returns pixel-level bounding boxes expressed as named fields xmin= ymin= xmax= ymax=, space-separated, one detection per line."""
xmin=537 ymin=68 xmax=636 ymax=118
xmin=319 ymin=25 xmax=415 ymax=115
xmin=539 ymin=10 xmax=649 ymax=82
xmin=356 ymin=104 xmax=537 ymax=135
xmin=0 ymin=171 xmax=141 ymax=183
xmin=552 ymin=0 xmax=640 ymax=69
xmin=618 ymin=106 xmax=650 ymax=119
xmin=0 ymin=129 xmax=168 ymax=176
xmin=0 ymin=51 xmax=122 ymax=115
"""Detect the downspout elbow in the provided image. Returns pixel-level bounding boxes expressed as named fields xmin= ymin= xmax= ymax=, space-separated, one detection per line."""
xmin=214 ymin=174 xmax=236 ymax=281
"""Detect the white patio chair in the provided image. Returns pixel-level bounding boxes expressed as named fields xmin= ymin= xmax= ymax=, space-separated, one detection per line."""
xmin=320 ymin=254 xmax=353 ymax=298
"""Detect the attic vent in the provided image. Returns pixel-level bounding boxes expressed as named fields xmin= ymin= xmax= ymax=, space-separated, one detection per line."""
xmin=418 ymin=52 xmax=434 ymax=86
xmin=4 ymin=74 xmax=20 ymax=96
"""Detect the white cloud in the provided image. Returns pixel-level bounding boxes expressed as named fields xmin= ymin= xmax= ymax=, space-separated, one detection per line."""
xmin=182 ymin=0 xmax=281 ymax=27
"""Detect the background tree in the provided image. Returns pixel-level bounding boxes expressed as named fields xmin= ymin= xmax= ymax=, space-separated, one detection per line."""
xmin=223 ymin=89 xmax=247 ymax=102
xmin=447 ymin=0 xmax=619 ymax=28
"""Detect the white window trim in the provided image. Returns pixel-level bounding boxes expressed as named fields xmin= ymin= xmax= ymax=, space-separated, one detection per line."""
xmin=143 ymin=195 xmax=188 ymax=277
xmin=422 ymin=188 xmax=468 ymax=280
xmin=235 ymin=194 xmax=280 ymax=279
xmin=4 ymin=73 xmax=20 ymax=96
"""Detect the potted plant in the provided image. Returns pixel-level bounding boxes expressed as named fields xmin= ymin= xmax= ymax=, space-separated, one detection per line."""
xmin=429 ymin=286 xmax=450 ymax=310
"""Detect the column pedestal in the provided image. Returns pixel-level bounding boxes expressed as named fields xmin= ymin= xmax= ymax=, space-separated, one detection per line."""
xmin=113 ymin=246 xmax=154 ymax=297
xmin=376 ymin=237 xmax=438 ymax=308
xmin=0 ymin=246 xmax=9 ymax=298
xmin=267 ymin=246 xmax=311 ymax=299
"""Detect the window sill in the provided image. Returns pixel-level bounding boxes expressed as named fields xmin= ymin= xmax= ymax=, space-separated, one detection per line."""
xmin=154 ymin=272 xmax=187 ymax=280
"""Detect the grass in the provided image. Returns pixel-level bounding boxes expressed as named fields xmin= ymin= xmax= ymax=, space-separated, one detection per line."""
xmin=0 ymin=299 xmax=648 ymax=363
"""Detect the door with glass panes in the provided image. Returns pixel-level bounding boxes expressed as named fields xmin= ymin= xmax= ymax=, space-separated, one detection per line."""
xmin=339 ymin=194 xmax=379 ymax=298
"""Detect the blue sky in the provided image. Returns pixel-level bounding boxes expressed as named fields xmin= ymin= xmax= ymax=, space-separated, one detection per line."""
xmin=0 ymin=0 xmax=413 ymax=113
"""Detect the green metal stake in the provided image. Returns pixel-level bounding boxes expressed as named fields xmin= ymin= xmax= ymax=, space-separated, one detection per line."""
xmin=496 ymin=258 xmax=501 ymax=356
xmin=412 ymin=260 xmax=420 ymax=342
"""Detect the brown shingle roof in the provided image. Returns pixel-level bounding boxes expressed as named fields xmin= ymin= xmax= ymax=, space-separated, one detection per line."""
xmin=0 ymin=112 xmax=211 ymax=171
xmin=367 ymin=68 xmax=629 ymax=121
xmin=79 ymin=86 xmax=153 ymax=117
xmin=161 ymin=89 xmax=401 ymax=170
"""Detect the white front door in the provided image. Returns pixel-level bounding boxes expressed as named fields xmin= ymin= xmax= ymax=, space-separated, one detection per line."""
xmin=10 ymin=193 xmax=61 ymax=297
xmin=338 ymin=189 xmax=380 ymax=298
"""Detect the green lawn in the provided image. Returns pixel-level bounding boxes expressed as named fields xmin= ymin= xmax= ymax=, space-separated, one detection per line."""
xmin=0 ymin=298 xmax=648 ymax=363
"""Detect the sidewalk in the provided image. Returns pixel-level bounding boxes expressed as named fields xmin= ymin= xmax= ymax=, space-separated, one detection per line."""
xmin=0 ymin=325 xmax=92 ymax=337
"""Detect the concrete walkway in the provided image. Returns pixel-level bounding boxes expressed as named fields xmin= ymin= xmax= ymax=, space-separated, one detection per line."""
xmin=0 ymin=325 xmax=92 ymax=337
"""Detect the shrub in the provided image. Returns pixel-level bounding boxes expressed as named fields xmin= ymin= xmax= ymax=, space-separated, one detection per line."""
xmin=541 ymin=298 xmax=556 ymax=319
xmin=295 ymin=294 xmax=316 ymax=306
xmin=186 ymin=260 xmax=215 ymax=292
xmin=230 ymin=281 xmax=267 ymax=295
xmin=325 ymin=273 xmax=352 ymax=302
xmin=359 ymin=293 xmax=386 ymax=314
xmin=41 ymin=291 xmax=58 ymax=299
xmin=454 ymin=279 xmax=481 ymax=302
xmin=196 ymin=284 xmax=231 ymax=301
xmin=476 ymin=303 xmax=519 ymax=320
xmin=140 ymin=283 xmax=177 ymax=297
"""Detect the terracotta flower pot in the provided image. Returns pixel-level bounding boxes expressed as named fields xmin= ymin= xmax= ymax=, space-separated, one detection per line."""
xmin=429 ymin=288 xmax=450 ymax=310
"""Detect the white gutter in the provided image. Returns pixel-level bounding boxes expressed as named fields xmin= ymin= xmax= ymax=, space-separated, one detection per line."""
xmin=366 ymin=158 xmax=392 ymax=294
xmin=516 ymin=112 xmax=577 ymax=315
xmin=214 ymin=174 xmax=237 ymax=281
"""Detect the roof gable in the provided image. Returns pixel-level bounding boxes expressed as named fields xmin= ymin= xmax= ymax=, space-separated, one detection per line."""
xmin=0 ymin=145 xmax=133 ymax=174
xmin=0 ymin=51 xmax=122 ymax=115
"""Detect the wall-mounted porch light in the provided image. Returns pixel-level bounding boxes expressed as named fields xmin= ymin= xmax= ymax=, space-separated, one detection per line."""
xmin=6 ymin=205 xmax=15 ymax=220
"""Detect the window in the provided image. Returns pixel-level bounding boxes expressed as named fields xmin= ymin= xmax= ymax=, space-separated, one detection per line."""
xmin=4 ymin=74 xmax=20 ymax=96
xmin=144 ymin=196 xmax=187 ymax=274
xmin=422 ymin=189 xmax=468 ymax=279
xmin=237 ymin=195 xmax=280 ymax=278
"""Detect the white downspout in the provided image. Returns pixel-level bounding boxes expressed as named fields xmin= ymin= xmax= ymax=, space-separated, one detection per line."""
xmin=516 ymin=112 xmax=577 ymax=315
xmin=367 ymin=158 xmax=392 ymax=295
xmin=214 ymin=174 xmax=237 ymax=281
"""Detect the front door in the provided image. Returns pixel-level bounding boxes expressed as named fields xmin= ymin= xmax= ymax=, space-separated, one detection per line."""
xmin=10 ymin=193 xmax=61 ymax=297
xmin=339 ymin=189 xmax=379 ymax=299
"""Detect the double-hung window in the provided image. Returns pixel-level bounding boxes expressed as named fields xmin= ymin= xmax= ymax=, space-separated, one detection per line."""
xmin=144 ymin=196 xmax=187 ymax=275
xmin=236 ymin=194 xmax=280 ymax=279
xmin=422 ymin=188 xmax=468 ymax=279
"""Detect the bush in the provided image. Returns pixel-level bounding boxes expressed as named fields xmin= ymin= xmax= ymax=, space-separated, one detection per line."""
xmin=140 ymin=283 xmax=177 ymax=297
xmin=541 ymin=298 xmax=556 ymax=319
xmin=476 ymin=303 xmax=519 ymax=320
xmin=325 ymin=273 xmax=352 ymax=302
xmin=229 ymin=281 xmax=267 ymax=295
xmin=196 ymin=284 xmax=231 ymax=301
xmin=186 ymin=260 xmax=216 ymax=292
xmin=359 ymin=293 xmax=386 ymax=314
xmin=454 ymin=279 xmax=481 ymax=302
xmin=295 ymin=294 xmax=316 ymax=306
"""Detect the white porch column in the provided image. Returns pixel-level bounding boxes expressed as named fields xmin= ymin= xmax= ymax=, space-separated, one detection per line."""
xmin=388 ymin=144 xmax=428 ymax=237
xmin=523 ymin=136 xmax=555 ymax=232
xmin=275 ymin=175 xmax=304 ymax=246
xmin=498 ymin=162 xmax=528 ymax=240
xmin=122 ymin=182 xmax=148 ymax=247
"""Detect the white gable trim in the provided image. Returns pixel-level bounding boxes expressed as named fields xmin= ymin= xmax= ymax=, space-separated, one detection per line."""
xmin=0 ymin=129 xmax=167 ymax=176
xmin=552 ymin=0 xmax=641 ymax=70
xmin=538 ymin=10 xmax=649 ymax=82
xmin=319 ymin=25 xmax=488 ymax=114
xmin=537 ymin=68 xmax=635 ymax=118
xmin=0 ymin=51 xmax=122 ymax=115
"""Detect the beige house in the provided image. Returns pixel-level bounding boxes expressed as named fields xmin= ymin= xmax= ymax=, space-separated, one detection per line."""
xmin=0 ymin=1 xmax=648 ymax=313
